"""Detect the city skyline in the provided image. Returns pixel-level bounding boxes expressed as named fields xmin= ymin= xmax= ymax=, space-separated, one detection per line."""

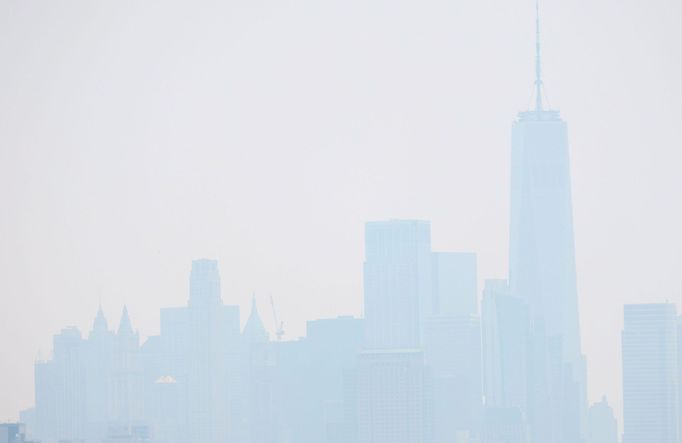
xmin=2 ymin=0 xmax=682 ymax=437
xmin=21 ymin=253 xmax=682 ymax=442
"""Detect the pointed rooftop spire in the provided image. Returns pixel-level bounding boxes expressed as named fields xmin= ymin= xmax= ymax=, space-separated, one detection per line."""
xmin=117 ymin=305 xmax=134 ymax=336
xmin=534 ymin=0 xmax=544 ymax=112
xmin=91 ymin=302 xmax=109 ymax=334
xmin=243 ymin=294 xmax=268 ymax=343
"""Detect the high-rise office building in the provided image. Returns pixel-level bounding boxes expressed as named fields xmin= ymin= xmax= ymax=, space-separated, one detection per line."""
xmin=267 ymin=316 xmax=363 ymax=443
xmin=358 ymin=349 xmax=424 ymax=443
xmin=481 ymin=280 xmax=528 ymax=413
xmin=424 ymin=252 xmax=481 ymax=441
xmin=154 ymin=259 xmax=241 ymax=443
xmin=359 ymin=220 xmax=429 ymax=443
xmin=423 ymin=314 xmax=482 ymax=441
xmin=84 ymin=305 xmax=114 ymax=440
xmin=507 ymin=5 xmax=587 ymax=441
xmin=300 ymin=316 xmax=364 ymax=443
xmin=111 ymin=306 xmax=143 ymax=426
xmin=509 ymin=5 xmax=582 ymax=366
xmin=363 ymin=220 xmax=431 ymax=349
xmin=34 ymin=327 xmax=86 ymax=443
xmin=622 ymin=303 xmax=679 ymax=443
xmin=242 ymin=296 xmax=274 ymax=443
xmin=188 ymin=258 xmax=223 ymax=307
xmin=33 ymin=306 xmax=145 ymax=443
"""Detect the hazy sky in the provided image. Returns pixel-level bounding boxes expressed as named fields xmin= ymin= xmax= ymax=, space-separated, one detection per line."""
xmin=1 ymin=0 xmax=681 ymax=425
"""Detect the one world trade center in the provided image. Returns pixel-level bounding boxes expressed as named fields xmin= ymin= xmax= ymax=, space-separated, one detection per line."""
xmin=508 ymin=3 xmax=587 ymax=442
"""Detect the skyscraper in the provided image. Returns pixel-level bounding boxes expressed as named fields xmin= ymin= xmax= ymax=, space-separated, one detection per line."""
xmin=111 ymin=306 xmax=143 ymax=426
xmin=357 ymin=349 xmax=425 ymax=443
xmin=622 ymin=303 xmax=679 ymax=443
xmin=239 ymin=295 xmax=274 ymax=443
xmin=150 ymin=259 xmax=241 ymax=443
xmin=507 ymin=3 xmax=587 ymax=441
xmin=302 ymin=316 xmax=364 ymax=442
xmin=32 ymin=306 xmax=147 ymax=443
xmin=425 ymin=252 xmax=481 ymax=441
xmin=363 ymin=220 xmax=431 ymax=349
xmin=423 ymin=314 xmax=482 ymax=441
xmin=359 ymin=220 xmax=429 ymax=443
xmin=481 ymin=279 xmax=528 ymax=413
xmin=509 ymin=0 xmax=583 ymax=373
xmin=266 ymin=316 xmax=364 ymax=443
xmin=34 ymin=327 xmax=86 ymax=442
xmin=85 ymin=305 xmax=114 ymax=439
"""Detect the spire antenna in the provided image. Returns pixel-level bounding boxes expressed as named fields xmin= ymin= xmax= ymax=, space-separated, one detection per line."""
xmin=534 ymin=0 xmax=543 ymax=112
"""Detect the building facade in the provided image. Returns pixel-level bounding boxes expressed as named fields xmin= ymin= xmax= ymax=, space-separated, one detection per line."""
xmin=622 ymin=303 xmax=679 ymax=443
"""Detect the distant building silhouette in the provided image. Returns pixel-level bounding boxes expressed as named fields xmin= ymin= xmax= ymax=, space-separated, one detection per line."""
xmin=111 ymin=306 xmax=143 ymax=426
xmin=423 ymin=314 xmax=481 ymax=441
xmin=503 ymin=3 xmax=587 ymax=441
xmin=359 ymin=220 xmax=484 ymax=443
xmin=622 ymin=303 xmax=679 ymax=443
xmin=85 ymin=305 xmax=115 ymax=438
xmin=424 ymin=252 xmax=481 ymax=441
xmin=359 ymin=220 xmax=429 ymax=443
xmin=587 ymin=396 xmax=618 ymax=443
xmin=242 ymin=296 xmax=274 ymax=443
xmin=358 ymin=349 xmax=424 ymax=443
xmin=481 ymin=279 xmax=529 ymax=441
xmin=268 ymin=315 xmax=363 ymax=443
xmin=35 ymin=327 xmax=86 ymax=442
xmin=363 ymin=220 xmax=431 ymax=349
xmin=19 ymin=7 xmax=619 ymax=443
xmin=148 ymin=259 xmax=241 ymax=443
xmin=33 ymin=304 xmax=145 ymax=443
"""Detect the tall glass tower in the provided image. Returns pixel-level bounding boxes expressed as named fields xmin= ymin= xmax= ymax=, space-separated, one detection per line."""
xmin=509 ymin=2 xmax=582 ymax=368
xmin=508 ymin=3 xmax=587 ymax=442
xmin=622 ymin=304 xmax=679 ymax=443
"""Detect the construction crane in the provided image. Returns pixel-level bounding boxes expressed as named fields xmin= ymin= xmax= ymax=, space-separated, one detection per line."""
xmin=270 ymin=295 xmax=285 ymax=341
